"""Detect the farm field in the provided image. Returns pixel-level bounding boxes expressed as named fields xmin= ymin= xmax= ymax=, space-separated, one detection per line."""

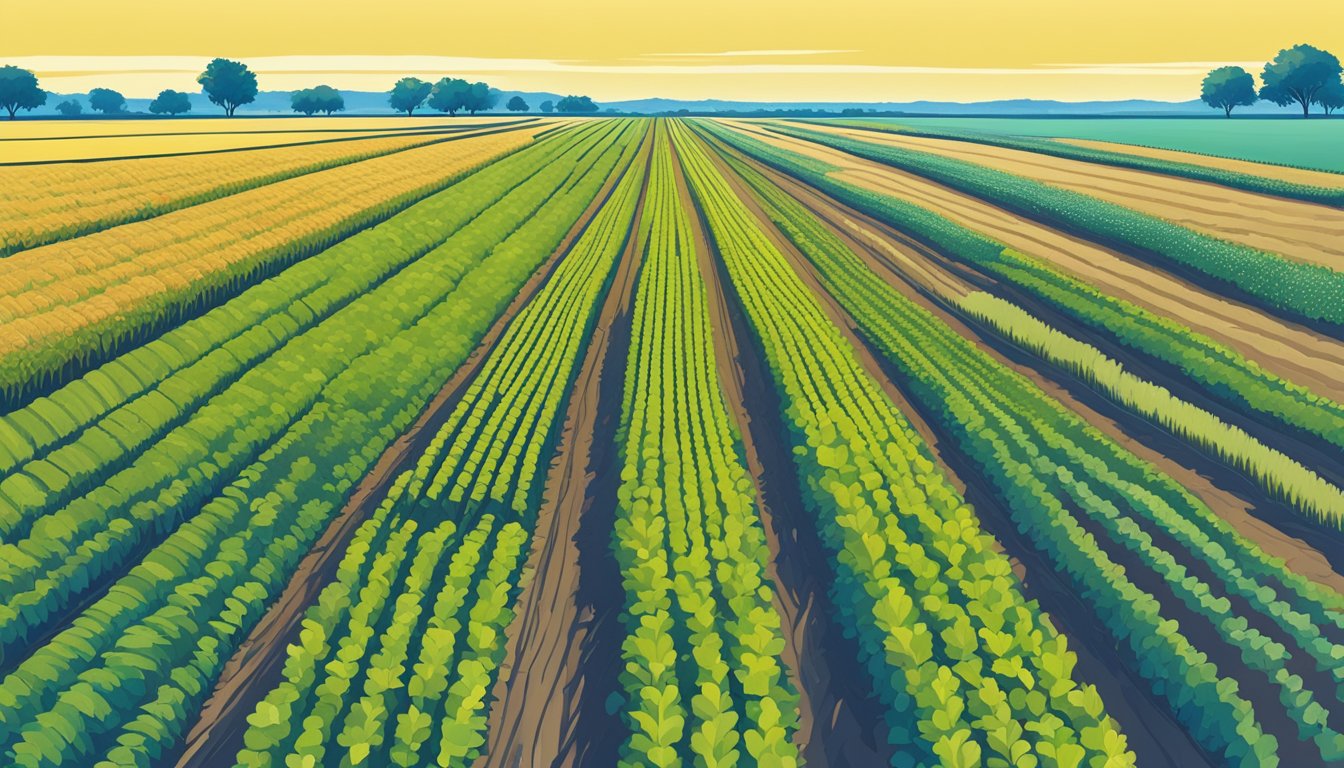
xmin=836 ymin=117 xmax=1344 ymax=174
xmin=2 ymin=113 xmax=1343 ymax=768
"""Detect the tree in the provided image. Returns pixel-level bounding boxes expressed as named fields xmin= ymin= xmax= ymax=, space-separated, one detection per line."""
xmin=463 ymin=82 xmax=497 ymax=115
xmin=539 ymin=99 xmax=554 ymax=114
xmin=149 ymin=89 xmax=192 ymax=115
xmin=506 ymin=95 xmax=529 ymax=112
xmin=1316 ymin=79 xmax=1344 ymax=116
xmin=55 ymin=99 xmax=82 ymax=117
xmin=88 ymin=88 xmax=127 ymax=114
xmin=428 ymin=78 xmax=470 ymax=115
xmin=0 ymin=65 xmax=46 ymax=120
xmin=388 ymin=77 xmax=432 ymax=116
xmin=1200 ymin=66 xmax=1257 ymax=117
xmin=291 ymin=85 xmax=345 ymax=116
xmin=1260 ymin=44 xmax=1342 ymax=117
xmin=198 ymin=58 xmax=258 ymax=116
xmin=554 ymin=95 xmax=599 ymax=113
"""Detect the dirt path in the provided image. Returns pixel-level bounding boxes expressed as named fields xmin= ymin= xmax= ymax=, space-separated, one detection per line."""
xmin=479 ymin=131 xmax=654 ymax=768
xmin=1058 ymin=137 xmax=1344 ymax=188
xmin=172 ymin=133 xmax=634 ymax=768
xmin=800 ymin=122 xmax=1344 ymax=270
xmin=722 ymin=120 xmax=1344 ymax=402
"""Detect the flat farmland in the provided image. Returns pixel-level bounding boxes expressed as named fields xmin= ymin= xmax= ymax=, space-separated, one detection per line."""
xmin=2 ymin=114 xmax=1343 ymax=768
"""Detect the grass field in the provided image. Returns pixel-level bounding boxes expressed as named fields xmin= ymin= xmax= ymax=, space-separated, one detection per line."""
xmin=843 ymin=117 xmax=1344 ymax=173
xmin=2 ymin=114 xmax=1342 ymax=768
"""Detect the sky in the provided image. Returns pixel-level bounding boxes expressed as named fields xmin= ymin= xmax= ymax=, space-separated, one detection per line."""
xmin=7 ymin=0 xmax=1343 ymax=102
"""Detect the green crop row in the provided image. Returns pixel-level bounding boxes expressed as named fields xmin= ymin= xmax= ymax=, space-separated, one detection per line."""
xmin=767 ymin=122 xmax=1344 ymax=327
xmin=672 ymin=120 xmax=1134 ymax=768
xmin=707 ymin=120 xmax=1344 ymax=765
xmin=0 ymin=121 xmax=638 ymax=768
xmin=609 ymin=126 xmax=798 ymax=768
xmin=957 ymin=291 xmax=1344 ymax=526
xmin=802 ymin=119 xmax=1344 ymax=207
xmin=699 ymin=120 xmax=1344 ymax=460
xmin=232 ymin=119 xmax=650 ymax=767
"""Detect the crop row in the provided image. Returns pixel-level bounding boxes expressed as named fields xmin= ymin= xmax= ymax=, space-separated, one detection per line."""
xmin=609 ymin=127 xmax=798 ymax=767
xmin=0 ymin=125 xmax=546 ymax=410
xmin=0 ymin=120 xmax=637 ymax=768
xmin=766 ymin=122 xmax=1344 ymax=327
xmin=671 ymin=120 xmax=1133 ymax=767
xmin=0 ymin=127 xmax=479 ymax=257
xmin=701 ymin=121 xmax=1344 ymax=468
xmin=805 ymin=119 xmax=1344 ymax=207
xmin=709 ymin=122 xmax=1344 ymax=765
xmin=232 ymin=119 xmax=650 ymax=767
xmin=957 ymin=291 xmax=1344 ymax=525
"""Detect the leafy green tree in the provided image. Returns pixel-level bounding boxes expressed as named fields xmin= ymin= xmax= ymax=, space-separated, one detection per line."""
xmin=88 ymin=87 xmax=127 ymax=114
xmin=539 ymin=99 xmax=554 ymax=113
xmin=1200 ymin=66 xmax=1257 ymax=117
xmin=388 ymin=77 xmax=432 ymax=116
xmin=506 ymin=95 xmax=528 ymax=112
xmin=198 ymin=57 xmax=258 ymax=116
xmin=291 ymin=85 xmax=345 ymax=115
xmin=55 ymin=99 xmax=82 ymax=117
xmin=0 ymin=65 xmax=46 ymax=119
xmin=149 ymin=89 xmax=192 ymax=115
xmin=1260 ymin=44 xmax=1342 ymax=117
xmin=428 ymin=77 xmax=470 ymax=115
xmin=554 ymin=95 xmax=599 ymax=113
xmin=1316 ymin=79 xmax=1344 ymax=116
xmin=464 ymin=82 xmax=496 ymax=114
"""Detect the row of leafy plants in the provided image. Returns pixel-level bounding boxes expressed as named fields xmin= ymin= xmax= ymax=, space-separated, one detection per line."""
xmin=0 ymin=120 xmax=639 ymax=767
xmin=232 ymin=119 xmax=650 ymax=767
xmin=0 ymin=126 xmax=543 ymax=411
xmin=765 ymin=122 xmax=1344 ymax=327
xmin=609 ymin=126 xmax=799 ymax=767
xmin=704 ymin=121 xmax=1344 ymax=765
xmin=671 ymin=120 xmax=1135 ymax=768
xmin=802 ymin=119 xmax=1344 ymax=206
xmin=700 ymin=121 xmax=1344 ymax=476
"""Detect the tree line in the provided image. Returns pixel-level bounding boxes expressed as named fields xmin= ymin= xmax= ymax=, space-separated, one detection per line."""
xmin=1202 ymin=43 xmax=1343 ymax=117
xmin=0 ymin=58 xmax=602 ymax=119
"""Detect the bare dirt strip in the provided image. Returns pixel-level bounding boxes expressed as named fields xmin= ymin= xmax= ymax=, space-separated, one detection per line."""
xmin=1057 ymin=137 xmax=1344 ymax=188
xmin=722 ymin=143 xmax=1344 ymax=592
xmin=479 ymin=130 xmax=654 ymax=768
xmin=722 ymin=120 xmax=1344 ymax=403
xmin=797 ymin=122 xmax=1344 ymax=269
xmin=171 ymin=127 xmax=636 ymax=768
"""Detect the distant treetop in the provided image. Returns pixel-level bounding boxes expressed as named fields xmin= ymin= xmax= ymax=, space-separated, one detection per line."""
xmin=389 ymin=77 xmax=432 ymax=116
xmin=1260 ymin=44 xmax=1342 ymax=117
xmin=198 ymin=58 xmax=258 ymax=117
xmin=555 ymin=95 xmax=599 ymax=113
xmin=149 ymin=89 xmax=192 ymax=116
xmin=0 ymin=65 xmax=46 ymax=120
xmin=291 ymin=85 xmax=345 ymax=116
xmin=88 ymin=87 xmax=127 ymax=115
xmin=1200 ymin=66 xmax=1258 ymax=117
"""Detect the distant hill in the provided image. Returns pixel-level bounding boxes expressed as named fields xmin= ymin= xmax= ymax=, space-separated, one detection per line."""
xmin=22 ymin=90 xmax=1316 ymax=118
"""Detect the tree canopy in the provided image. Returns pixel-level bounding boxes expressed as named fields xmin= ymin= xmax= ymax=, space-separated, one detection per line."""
xmin=0 ymin=65 xmax=46 ymax=120
xmin=1260 ymin=44 xmax=1342 ymax=117
xmin=88 ymin=88 xmax=127 ymax=115
xmin=464 ymin=82 xmax=497 ymax=114
xmin=428 ymin=77 xmax=470 ymax=115
xmin=1200 ymin=66 xmax=1257 ymax=117
xmin=388 ymin=77 xmax=432 ymax=116
xmin=1317 ymin=79 xmax=1344 ymax=116
xmin=149 ymin=89 xmax=192 ymax=115
xmin=555 ymin=95 xmax=599 ymax=113
xmin=198 ymin=58 xmax=258 ymax=117
xmin=539 ymin=99 xmax=554 ymax=114
xmin=291 ymin=85 xmax=345 ymax=116
xmin=55 ymin=99 xmax=82 ymax=117
xmin=506 ymin=95 xmax=529 ymax=112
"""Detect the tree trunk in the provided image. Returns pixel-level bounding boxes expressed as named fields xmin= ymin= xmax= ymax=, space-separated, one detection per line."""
xmin=6 ymin=107 xmax=15 ymax=120
xmin=1301 ymin=99 xmax=1310 ymax=118
xmin=1224 ymin=106 xmax=1232 ymax=117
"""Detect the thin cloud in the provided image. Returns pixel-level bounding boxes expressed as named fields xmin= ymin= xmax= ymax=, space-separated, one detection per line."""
xmin=640 ymin=49 xmax=860 ymax=58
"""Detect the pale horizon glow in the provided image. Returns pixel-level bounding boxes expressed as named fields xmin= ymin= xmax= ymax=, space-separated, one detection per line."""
xmin=4 ymin=0 xmax=1341 ymax=102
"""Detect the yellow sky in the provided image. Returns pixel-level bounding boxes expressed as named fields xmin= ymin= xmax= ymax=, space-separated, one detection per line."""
xmin=8 ymin=0 xmax=1343 ymax=101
